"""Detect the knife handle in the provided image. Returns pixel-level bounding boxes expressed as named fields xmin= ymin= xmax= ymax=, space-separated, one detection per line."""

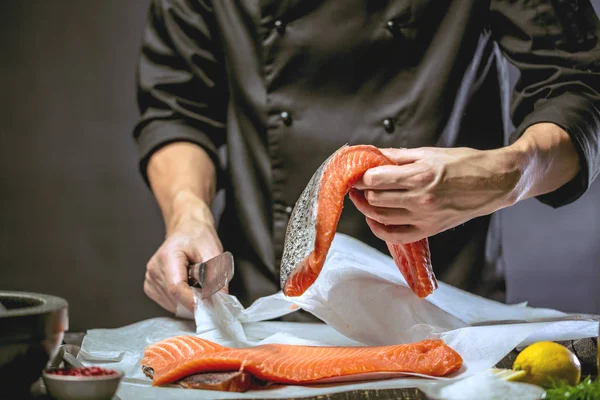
xmin=187 ymin=262 xmax=205 ymax=288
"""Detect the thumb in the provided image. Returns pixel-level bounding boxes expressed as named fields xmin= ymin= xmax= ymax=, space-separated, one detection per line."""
xmin=170 ymin=282 xmax=195 ymax=313
xmin=186 ymin=232 xmax=224 ymax=265
xmin=166 ymin=251 xmax=195 ymax=312
xmin=380 ymin=147 xmax=421 ymax=165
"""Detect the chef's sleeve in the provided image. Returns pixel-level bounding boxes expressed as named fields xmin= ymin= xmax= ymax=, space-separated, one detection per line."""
xmin=133 ymin=0 xmax=227 ymax=190
xmin=490 ymin=0 xmax=600 ymax=208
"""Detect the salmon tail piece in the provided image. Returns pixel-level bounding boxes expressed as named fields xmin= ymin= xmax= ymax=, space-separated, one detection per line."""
xmin=280 ymin=144 xmax=438 ymax=298
xmin=388 ymin=240 xmax=438 ymax=298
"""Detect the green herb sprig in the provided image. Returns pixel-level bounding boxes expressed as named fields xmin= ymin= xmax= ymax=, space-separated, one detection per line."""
xmin=544 ymin=376 xmax=600 ymax=400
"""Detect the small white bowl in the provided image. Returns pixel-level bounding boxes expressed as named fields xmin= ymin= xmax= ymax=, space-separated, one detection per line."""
xmin=42 ymin=368 xmax=124 ymax=400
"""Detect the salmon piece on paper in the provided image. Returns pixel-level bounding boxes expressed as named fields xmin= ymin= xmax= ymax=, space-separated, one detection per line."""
xmin=141 ymin=335 xmax=463 ymax=390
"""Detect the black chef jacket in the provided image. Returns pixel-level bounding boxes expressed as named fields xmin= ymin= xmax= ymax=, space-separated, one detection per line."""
xmin=133 ymin=0 xmax=600 ymax=311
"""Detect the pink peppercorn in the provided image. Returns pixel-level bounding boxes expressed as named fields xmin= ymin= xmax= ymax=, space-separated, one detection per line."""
xmin=47 ymin=367 xmax=118 ymax=376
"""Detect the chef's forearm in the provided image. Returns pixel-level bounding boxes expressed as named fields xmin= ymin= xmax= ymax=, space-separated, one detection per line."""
xmin=147 ymin=142 xmax=217 ymax=231
xmin=505 ymin=122 xmax=580 ymax=204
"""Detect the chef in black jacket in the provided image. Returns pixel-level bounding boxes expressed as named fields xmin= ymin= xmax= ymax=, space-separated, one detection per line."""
xmin=133 ymin=0 xmax=600 ymax=318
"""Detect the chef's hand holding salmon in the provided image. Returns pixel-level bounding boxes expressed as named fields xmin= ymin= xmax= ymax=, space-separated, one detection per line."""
xmin=143 ymin=142 xmax=224 ymax=314
xmin=279 ymin=123 xmax=579 ymax=301
xmin=351 ymin=123 xmax=579 ymax=246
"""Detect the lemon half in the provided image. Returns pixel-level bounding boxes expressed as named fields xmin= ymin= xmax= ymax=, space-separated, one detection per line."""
xmin=489 ymin=368 xmax=527 ymax=382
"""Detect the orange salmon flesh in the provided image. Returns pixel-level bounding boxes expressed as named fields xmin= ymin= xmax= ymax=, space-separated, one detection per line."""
xmin=282 ymin=145 xmax=438 ymax=298
xmin=142 ymin=335 xmax=463 ymax=387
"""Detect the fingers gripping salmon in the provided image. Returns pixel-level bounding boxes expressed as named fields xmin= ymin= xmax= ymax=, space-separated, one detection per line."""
xmin=280 ymin=145 xmax=438 ymax=298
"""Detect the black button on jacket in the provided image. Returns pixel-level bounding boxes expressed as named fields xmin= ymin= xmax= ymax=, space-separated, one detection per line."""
xmin=133 ymin=0 xmax=600 ymax=308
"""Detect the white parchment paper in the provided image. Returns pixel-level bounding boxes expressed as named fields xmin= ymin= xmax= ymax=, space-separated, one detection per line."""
xmin=80 ymin=233 xmax=598 ymax=399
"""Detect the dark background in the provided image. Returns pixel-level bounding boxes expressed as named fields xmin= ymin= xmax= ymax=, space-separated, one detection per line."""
xmin=1 ymin=1 xmax=599 ymax=332
xmin=0 ymin=1 xmax=166 ymax=330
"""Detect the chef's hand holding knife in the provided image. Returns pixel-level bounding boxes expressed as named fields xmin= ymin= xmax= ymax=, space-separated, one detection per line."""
xmin=144 ymin=143 xmax=226 ymax=314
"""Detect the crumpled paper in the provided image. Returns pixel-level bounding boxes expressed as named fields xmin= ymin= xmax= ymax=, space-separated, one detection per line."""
xmin=190 ymin=233 xmax=596 ymax=346
xmin=79 ymin=233 xmax=599 ymax=399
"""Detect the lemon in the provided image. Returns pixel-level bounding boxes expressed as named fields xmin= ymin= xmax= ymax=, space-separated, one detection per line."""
xmin=512 ymin=341 xmax=581 ymax=388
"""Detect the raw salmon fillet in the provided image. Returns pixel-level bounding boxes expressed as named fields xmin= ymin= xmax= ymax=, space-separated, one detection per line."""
xmin=141 ymin=335 xmax=463 ymax=389
xmin=280 ymin=144 xmax=438 ymax=298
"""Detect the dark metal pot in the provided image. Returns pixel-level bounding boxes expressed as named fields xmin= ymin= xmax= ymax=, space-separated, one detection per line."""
xmin=0 ymin=291 xmax=68 ymax=398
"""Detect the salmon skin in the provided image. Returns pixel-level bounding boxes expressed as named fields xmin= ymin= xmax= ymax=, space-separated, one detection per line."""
xmin=280 ymin=144 xmax=438 ymax=298
xmin=142 ymin=366 xmax=271 ymax=392
xmin=141 ymin=335 xmax=463 ymax=389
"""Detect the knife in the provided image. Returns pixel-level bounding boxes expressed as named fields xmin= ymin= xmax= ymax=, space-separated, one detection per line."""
xmin=187 ymin=251 xmax=235 ymax=299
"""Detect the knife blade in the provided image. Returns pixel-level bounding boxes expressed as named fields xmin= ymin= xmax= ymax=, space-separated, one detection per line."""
xmin=187 ymin=251 xmax=234 ymax=299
